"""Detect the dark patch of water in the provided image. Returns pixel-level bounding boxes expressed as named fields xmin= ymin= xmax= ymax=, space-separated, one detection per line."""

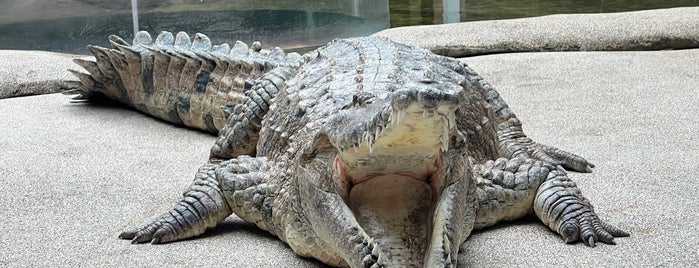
xmin=389 ymin=0 xmax=699 ymax=27
xmin=0 ymin=10 xmax=372 ymax=54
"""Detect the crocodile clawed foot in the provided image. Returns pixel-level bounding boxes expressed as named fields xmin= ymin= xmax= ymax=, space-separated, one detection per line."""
xmin=534 ymin=170 xmax=629 ymax=247
xmin=118 ymin=215 xmax=181 ymax=244
xmin=557 ymin=210 xmax=630 ymax=247
xmin=529 ymin=143 xmax=595 ymax=173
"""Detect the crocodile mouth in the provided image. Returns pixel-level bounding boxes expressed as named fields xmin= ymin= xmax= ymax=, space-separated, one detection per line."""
xmin=331 ymin=103 xmax=454 ymax=264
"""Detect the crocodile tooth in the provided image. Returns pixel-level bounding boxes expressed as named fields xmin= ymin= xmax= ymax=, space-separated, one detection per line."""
xmin=391 ymin=109 xmax=402 ymax=125
xmin=449 ymin=112 xmax=456 ymax=129
xmin=444 ymin=117 xmax=450 ymax=137
xmin=443 ymin=233 xmax=452 ymax=254
xmin=371 ymin=129 xmax=378 ymax=146
xmin=441 ymin=117 xmax=451 ymax=152
xmin=363 ymin=131 xmax=370 ymax=146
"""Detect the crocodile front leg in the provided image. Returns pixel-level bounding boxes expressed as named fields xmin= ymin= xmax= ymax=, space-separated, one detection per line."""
xmin=466 ymin=66 xmax=596 ymax=174
xmin=119 ymin=156 xmax=275 ymax=243
xmin=500 ymin=136 xmax=596 ymax=173
xmin=473 ymin=157 xmax=628 ymax=246
xmin=473 ymin=157 xmax=550 ymax=229
xmin=534 ymin=169 xmax=629 ymax=246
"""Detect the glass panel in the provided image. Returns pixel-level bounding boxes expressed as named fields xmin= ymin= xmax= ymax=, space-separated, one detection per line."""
xmin=388 ymin=0 xmax=699 ymax=27
xmin=0 ymin=0 xmax=390 ymax=54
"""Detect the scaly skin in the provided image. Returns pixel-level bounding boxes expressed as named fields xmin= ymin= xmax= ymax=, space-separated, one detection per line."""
xmin=66 ymin=31 xmax=303 ymax=134
xmin=69 ymin=33 xmax=628 ymax=267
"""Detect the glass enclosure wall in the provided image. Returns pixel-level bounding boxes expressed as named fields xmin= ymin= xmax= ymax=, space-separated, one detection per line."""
xmin=389 ymin=0 xmax=698 ymax=27
xmin=2 ymin=0 xmax=695 ymax=53
xmin=0 ymin=0 xmax=390 ymax=54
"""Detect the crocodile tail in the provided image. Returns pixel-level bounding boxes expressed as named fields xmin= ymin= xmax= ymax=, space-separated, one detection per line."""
xmin=64 ymin=31 xmax=304 ymax=133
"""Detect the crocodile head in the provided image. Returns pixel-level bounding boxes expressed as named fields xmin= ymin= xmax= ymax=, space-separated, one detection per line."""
xmin=297 ymin=74 xmax=473 ymax=266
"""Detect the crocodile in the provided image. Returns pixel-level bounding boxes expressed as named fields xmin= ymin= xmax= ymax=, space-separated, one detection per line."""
xmin=66 ymin=31 xmax=629 ymax=267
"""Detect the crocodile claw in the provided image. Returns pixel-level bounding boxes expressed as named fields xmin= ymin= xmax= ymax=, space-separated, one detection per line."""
xmin=530 ymin=143 xmax=595 ymax=173
xmin=119 ymin=218 xmax=176 ymax=244
xmin=587 ymin=236 xmax=595 ymax=247
xmin=556 ymin=206 xmax=629 ymax=247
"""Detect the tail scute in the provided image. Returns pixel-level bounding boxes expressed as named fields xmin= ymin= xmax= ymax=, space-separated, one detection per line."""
xmin=64 ymin=31 xmax=303 ymax=133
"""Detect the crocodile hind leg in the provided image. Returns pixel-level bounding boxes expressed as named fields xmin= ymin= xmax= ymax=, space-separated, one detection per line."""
xmin=534 ymin=169 xmax=629 ymax=246
xmin=119 ymin=156 xmax=276 ymax=243
xmin=472 ymin=157 xmax=628 ymax=246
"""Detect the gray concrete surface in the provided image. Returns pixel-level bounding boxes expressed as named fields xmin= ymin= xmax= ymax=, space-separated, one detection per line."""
xmin=0 ymin=50 xmax=88 ymax=99
xmin=1 ymin=47 xmax=697 ymax=266
xmin=375 ymin=7 xmax=699 ymax=57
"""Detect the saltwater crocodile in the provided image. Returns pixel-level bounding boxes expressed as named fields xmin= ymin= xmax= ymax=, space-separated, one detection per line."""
xmin=66 ymin=31 xmax=629 ymax=267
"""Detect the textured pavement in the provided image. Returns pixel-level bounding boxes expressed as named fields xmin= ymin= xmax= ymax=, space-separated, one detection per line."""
xmin=0 ymin=50 xmax=86 ymax=99
xmin=375 ymin=7 xmax=699 ymax=57
xmin=1 ymin=7 xmax=698 ymax=268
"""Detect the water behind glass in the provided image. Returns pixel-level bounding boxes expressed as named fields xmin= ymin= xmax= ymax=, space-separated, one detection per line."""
xmin=0 ymin=0 xmax=696 ymax=53
xmin=0 ymin=0 xmax=389 ymax=54
xmin=390 ymin=0 xmax=699 ymax=27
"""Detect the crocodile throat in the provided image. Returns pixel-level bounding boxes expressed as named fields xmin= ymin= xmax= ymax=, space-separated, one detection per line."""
xmin=331 ymin=103 xmax=452 ymax=265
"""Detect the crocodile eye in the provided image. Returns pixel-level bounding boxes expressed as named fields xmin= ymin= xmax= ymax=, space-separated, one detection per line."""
xmin=341 ymin=94 xmax=376 ymax=110
xmin=341 ymin=95 xmax=361 ymax=110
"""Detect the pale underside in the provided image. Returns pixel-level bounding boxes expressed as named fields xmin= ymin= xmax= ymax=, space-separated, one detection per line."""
xmin=334 ymin=103 xmax=456 ymax=265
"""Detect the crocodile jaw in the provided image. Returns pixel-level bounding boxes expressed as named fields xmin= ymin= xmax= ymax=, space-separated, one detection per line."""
xmin=331 ymin=103 xmax=454 ymax=265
